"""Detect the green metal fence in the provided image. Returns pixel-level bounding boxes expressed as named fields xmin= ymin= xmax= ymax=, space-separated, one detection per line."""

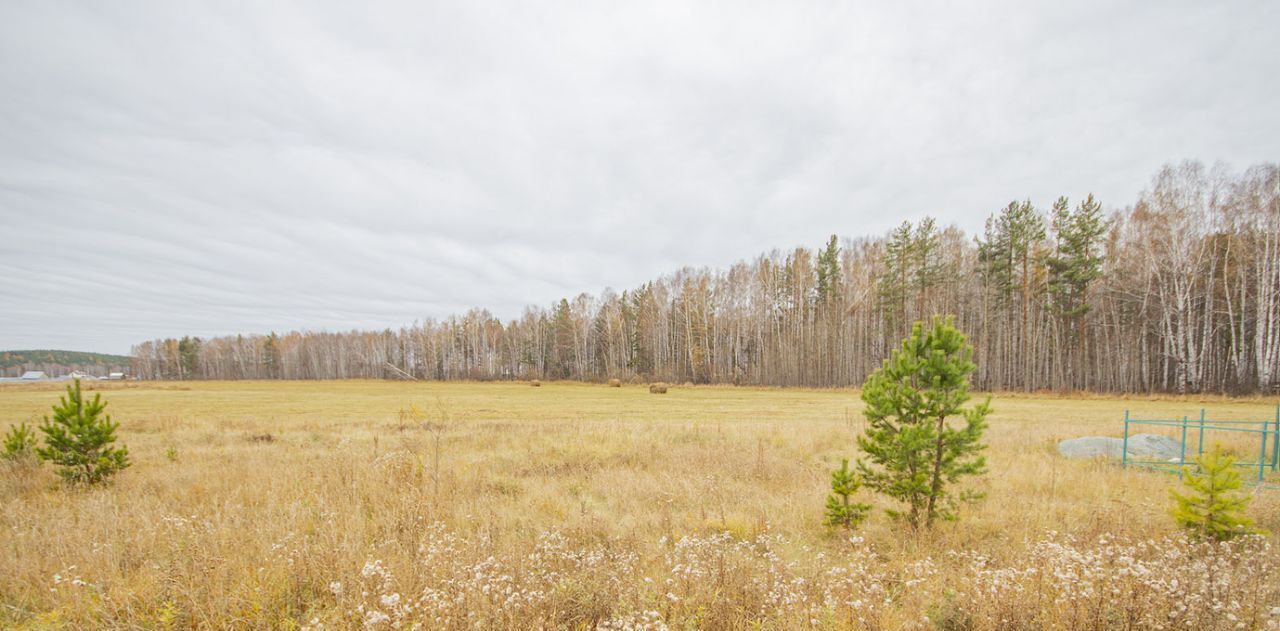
xmin=1121 ymin=405 xmax=1280 ymax=488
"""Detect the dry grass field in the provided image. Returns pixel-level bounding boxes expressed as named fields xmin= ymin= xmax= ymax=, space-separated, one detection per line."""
xmin=2 ymin=380 xmax=1278 ymax=629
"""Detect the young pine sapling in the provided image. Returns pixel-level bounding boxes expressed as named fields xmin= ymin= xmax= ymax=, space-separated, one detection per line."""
xmin=824 ymin=458 xmax=871 ymax=529
xmin=1169 ymin=445 xmax=1264 ymax=541
xmin=36 ymin=379 xmax=131 ymax=484
xmin=857 ymin=316 xmax=990 ymax=529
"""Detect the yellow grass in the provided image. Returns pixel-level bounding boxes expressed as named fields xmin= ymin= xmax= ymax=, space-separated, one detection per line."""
xmin=1 ymin=380 xmax=1278 ymax=629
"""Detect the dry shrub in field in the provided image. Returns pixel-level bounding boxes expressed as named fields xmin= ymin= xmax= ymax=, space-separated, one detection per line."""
xmin=530 ymin=379 xmax=542 ymax=387
xmin=608 ymin=379 xmax=622 ymax=387
xmin=347 ymin=524 xmax=641 ymax=629
xmin=332 ymin=526 xmax=1279 ymax=631
xmin=649 ymin=383 xmax=668 ymax=394
xmin=946 ymin=533 xmax=1279 ymax=630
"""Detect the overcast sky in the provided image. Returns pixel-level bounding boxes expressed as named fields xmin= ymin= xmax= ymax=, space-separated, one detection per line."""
xmin=1 ymin=1 xmax=1277 ymax=354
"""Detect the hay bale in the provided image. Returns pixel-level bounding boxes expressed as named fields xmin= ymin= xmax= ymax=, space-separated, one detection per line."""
xmin=649 ymin=382 xmax=668 ymax=394
xmin=607 ymin=378 xmax=622 ymax=388
xmin=530 ymin=379 xmax=541 ymax=387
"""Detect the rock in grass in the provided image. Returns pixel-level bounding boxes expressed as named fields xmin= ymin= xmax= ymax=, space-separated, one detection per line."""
xmin=1125 ymin=434 xmax=1183 ymax=460
xmin=1057 ymin=434 xmax=1185 ymax=461
xmin=1058 ymin=437 xmax=1126 ymax=459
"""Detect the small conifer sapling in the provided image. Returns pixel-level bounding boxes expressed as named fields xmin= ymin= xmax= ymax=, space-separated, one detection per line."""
xmin=857 ymin=316 xmax=990 ymax=529
xmin=824 ymin=458 xmax=871 ymax=529
xmin=36 ymin=379 xmax=131 ymax=484
xmin=1169 ymin=445 xmax=1263 ymax=541
xmin=2 ymin=422 xmax=38 ymax=462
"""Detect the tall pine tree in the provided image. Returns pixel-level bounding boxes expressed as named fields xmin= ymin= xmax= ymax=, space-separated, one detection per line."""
xmin=1047 ymin=194 xmax=1108 ymax=383
xmin=815 ymin=234 xmax=842 ymax=306
xmin=551 ymin=298 xmax=575 ymax=379
xmin=877 ymin=222 xmax=914 ymax=333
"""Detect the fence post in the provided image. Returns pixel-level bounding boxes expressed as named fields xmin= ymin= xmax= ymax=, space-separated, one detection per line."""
xmin=1272 ymin=405 xmax=1279 ymax=472
xmin=1197 ymin=408 xmax=1205 ymax=458
xmin=1259 ymin=421 xmax=1268 ymax=483
xmin=1179 ymin=416 xmax=1188 ymax=480
xmin=1122 ymin=410 xmax=1130 ymax=469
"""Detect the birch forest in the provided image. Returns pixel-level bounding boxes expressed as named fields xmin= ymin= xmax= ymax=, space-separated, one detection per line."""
xmin=132 ymin=161 xmax=1280 ymax=394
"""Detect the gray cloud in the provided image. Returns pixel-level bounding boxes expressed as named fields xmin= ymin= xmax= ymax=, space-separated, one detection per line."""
xmin=1 ymin=0 xmax=1277 ymax=353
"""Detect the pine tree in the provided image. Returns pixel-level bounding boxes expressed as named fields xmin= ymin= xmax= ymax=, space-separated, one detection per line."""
xmin=36 ymin=379 xmax=131 ymax=484
xmin=815 ymin=234 xmax=842 ymax=306
xmin=824 ymin=458 xmax=871 ymax=529
xmin=2 ymin=422 xmax=37 ymax=462
xmin=976 ymin=205 xmax=1016 ymax=307
xmin=551 ymin=298 xmax=575 ymax=379
xmin=262 ymin=332 xmax=281 ymax=379
xmin=592 ymin=306 xmax=613 ymax=375
xmin=1047 ymin=195 xmax=1107 ymax=322
xmin=877 ymin=222 xmax=914 ymax=331
xmin=911 ymin=217 xmax=943 ymax=301
xmin=1169 ymin=445 xmax=1263 ymax=541
xmin=1045 ymin=194 xmax=1108 ymax=387
xmin=178 ymin=335 xmax=202 ymax=379
xmin=856 ymin=316 xmax=990 ymax=528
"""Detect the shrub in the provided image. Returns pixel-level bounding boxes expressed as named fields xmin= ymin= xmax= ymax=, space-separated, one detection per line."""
xmin=36 ymin=379 xmax=131 ymax=485
xmin=823 ymin=459 xmax=870 ymax=529
xmin=2 ymin=422 xmax=38 ymax=462
xmin=1169 ymin=444 xmax=1263 ymax=541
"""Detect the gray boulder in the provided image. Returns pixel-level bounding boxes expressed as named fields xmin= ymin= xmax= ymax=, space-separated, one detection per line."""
xmin=1057 ymin=433 xmax=1185 ymax=461
xmin=1125 ymin=433 xmax=1184 ymax=460
xmin=1057 ymin=436 xmax=1125 ymax=459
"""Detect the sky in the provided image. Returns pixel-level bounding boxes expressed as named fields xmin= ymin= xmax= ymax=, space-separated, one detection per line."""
xmin=1 ymin=1 xmax=1277 ymax=355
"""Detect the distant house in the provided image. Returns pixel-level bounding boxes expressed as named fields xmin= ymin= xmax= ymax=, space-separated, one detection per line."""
xmin=109 ymin=372 xmax=126 ymax=380
xmin=20 ymin=371 xmax=46 ymax=380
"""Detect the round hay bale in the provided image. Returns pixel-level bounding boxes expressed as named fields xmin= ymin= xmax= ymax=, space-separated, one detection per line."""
xmin=649 ymin=382 xmax=668 ymax=394
xmin=530 ymin=379 xmax=541 ymax=387
xmin=607 ymin=378 xmax=622 ymax=387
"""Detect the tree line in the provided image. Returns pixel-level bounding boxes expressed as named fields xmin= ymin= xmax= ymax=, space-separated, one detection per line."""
xmin=132 ymin=161 xmax=1280 ymax=394
xmin=1 ymin=351 xmax=131 ymax=379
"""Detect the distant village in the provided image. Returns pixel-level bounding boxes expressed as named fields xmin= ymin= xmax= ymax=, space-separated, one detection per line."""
xmin=0 ymin=350 xmax=133 ymax=382
xmin=0 ymin=370 xmax=128 ymax=383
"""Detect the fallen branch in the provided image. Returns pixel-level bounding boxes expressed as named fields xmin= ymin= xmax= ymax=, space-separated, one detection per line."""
xmin=384 ymin=362 xmax=418 ymax=381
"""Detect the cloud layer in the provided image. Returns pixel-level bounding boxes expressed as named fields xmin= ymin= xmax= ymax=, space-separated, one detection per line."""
xmin=2 ymin=1 xmax=1277 ymax=353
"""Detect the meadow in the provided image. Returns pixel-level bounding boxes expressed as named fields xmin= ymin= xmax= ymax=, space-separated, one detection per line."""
xmin=2 ymin=380 xmax=1278 ymax=629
